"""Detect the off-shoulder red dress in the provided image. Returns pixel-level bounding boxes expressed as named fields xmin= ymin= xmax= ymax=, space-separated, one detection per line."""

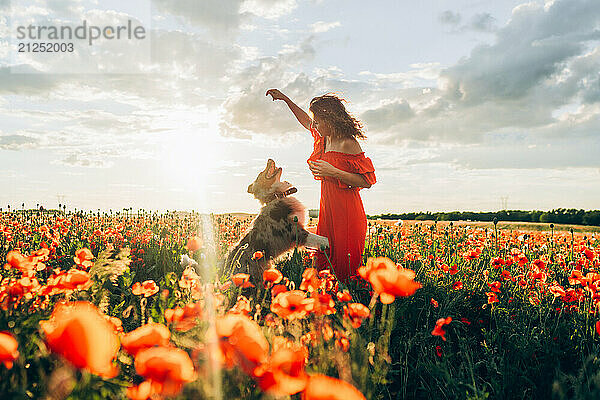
xmin=308 ymin=127 xmax=376 ymax=283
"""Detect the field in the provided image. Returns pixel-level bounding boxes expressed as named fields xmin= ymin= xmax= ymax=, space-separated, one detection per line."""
xmin=0 ymin=210 xmax=599 ymax=399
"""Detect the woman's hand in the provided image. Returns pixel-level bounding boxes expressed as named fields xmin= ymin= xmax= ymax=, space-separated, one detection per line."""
xmin=308 ymin=160 xmax=339 ymax=178
xmin=266 ymin=89 xmax=288 ymax=102
xmin=267 ymin=88 xmax=312 ymax=131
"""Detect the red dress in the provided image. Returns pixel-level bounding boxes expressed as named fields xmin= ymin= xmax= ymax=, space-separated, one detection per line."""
xmin=307 ymin=127 xmax=377 ymax=283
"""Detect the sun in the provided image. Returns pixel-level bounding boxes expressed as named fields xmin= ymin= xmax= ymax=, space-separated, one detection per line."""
xmin=158 ymin=126 xmax=222 ymax=210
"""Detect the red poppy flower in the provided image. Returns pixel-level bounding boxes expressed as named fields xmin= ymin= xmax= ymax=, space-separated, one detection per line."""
xmin=252 ymin=251 xmax=264 ymax=260
xmin=302 ymin=374 xmax=366 ymax=400
xmin=0 ymin=332 xmax=19 ymax=369
xmin=344 ymin=303 xmax=370 ymax=328
xmin=491 ymin=257 xmax=505 ymax=269
xmin=73 ymin=248 xmax=94 ymax=269
xmin=120 ymin=323 xmax=171 ymax=356
xmin=232 ymin=273 xmax=254 ymax=288
xmin=300 ymin=268 xmax=322 ymax=292
xmin=464 ymin=249 xmax=481 ymax=261
xmin=271 ymin=284 xmax=288 ymax=298
xmin=452 ymin=281 xmax=463 ymax=290
xmin=230 ymin=295 xmax=252 ymax=315
xmin=311 ymin=292 xmax=336 ymax=316
xmin=549 ymin=284 xmax=566 ymax=298
xmin=487 ymin=281 xmax=501 ymax=293
xmin=215 ymin=313 xmax=269 ymax=376
xmin=165 ymin=302 xmax=203 ymax=331
xmin=56 ymin=269 xmax=92 ymax=291
xmin=501 ymin=270 xmax=512 ymax=281
xmin=40 ymin=301 xmax=119 ymax=378
xmin=430 ymin=298 xmax=439 ymax=308
xmin=255 ymin=347 xmax=308 ymax=396
xmin=133 ymin=346 xmax=196 ymax=397
xmin=126 ymin=380 xmax=152 ymax=400
xmin=486 ymin=292 xmax=499 ymax=304
xmin=584 ymin=248 xmax=594 ymax=262
xmin=431 ymin=317 xmax=452 ymax=341
xmin=358 ymin=257 xmax=421 ymax=304
xmin=186 ymin=236 xmax=203 ymax=252
xmin=271 ymin=291 xmax=315 ymax=320
xmin=336 ymin=334 xmax=350 ymax=352
xmin=131 ymin=280 xmax=159 ymax=297
xmin=263 ymin=268 xmax=283 ymax=286
xmin=5 ymin=250 xmax=38 ymax=276
xmin=337 ymin=291 xmax=352 ymax=302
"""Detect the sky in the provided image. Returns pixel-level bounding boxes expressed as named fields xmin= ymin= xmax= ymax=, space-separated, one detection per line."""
xmin=0 ymin=0 xmax=599 ymax=214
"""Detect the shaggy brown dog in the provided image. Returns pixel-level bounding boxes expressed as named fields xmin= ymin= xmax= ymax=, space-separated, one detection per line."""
xmin=223 ymin=159 xmax=329 ymax=282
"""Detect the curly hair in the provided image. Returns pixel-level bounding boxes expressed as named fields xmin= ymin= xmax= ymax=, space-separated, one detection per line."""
xmin=309 ymin=93 xmax=366 ymax=139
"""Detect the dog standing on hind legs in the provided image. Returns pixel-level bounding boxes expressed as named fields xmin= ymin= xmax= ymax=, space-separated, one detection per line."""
xmin=223 ymin=159 xmax=329 ymax=283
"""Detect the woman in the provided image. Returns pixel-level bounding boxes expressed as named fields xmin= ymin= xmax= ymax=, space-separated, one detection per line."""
xmin=266 ymin=89 xmax=376 ymax=283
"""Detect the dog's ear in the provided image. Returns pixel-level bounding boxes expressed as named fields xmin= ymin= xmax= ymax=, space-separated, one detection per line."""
xmin=247 ymin=183 xmax=254 ymax=193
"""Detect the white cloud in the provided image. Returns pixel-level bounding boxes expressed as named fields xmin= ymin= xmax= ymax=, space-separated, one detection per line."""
xmin=361 ymin=0 xmax=600 ymax=145
xmin=361 ymin=99 xmax=414 ymax=132
xmin=0 ymin=134 xmax=38 ymax=150
xmin=310 ymin=21 xmax=341 ymax=33
xmin=219 ymin=35 xmax=324 ymax=138
xmin=54 ymin=152 xmax=114 ymax=168
xmin=241 ymin=0 xmax=298 ymax=20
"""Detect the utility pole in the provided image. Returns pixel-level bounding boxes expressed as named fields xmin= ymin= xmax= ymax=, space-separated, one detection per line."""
xmin=500 ymin=196 xmax=508 ymax=210
xmin=56 ymin=194 xmax=66 ymax=209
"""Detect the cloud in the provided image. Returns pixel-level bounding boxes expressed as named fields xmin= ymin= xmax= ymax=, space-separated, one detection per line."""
xmin=54 ymin=152 xmax=114 ymax=168
xmin=219 ymin=35 xmax=325 ymax=138
xmin=50 ymin=144 xmax=153 ymax=169
xmin=241 ymin=0 xmax=298 ymax=19
xmin=45 ymin=0 xmax=85 ymax=17
xmin=0 ymin=134 xmax=38 ymax=150
xmin=358 ymin=63 xmax=442 ymax=87
xmin=439 ymin=10 xmax=461 ymax=25
xmin=152 ymin=0 xmax=246 ymax=38
xmin=440 ymin=10 xmax=497 ymax=33
xmin=55 ymin=153 xmax=112 ymax=168
xmin=468 ymin=13 xmax=497 ymax=32
xmin=310 ymin=21 xmax=341 ymax=33
xmin=361 ymin=100 xmax=414 ymax=132
xmin=153 ymin=0 xmax=300 ymax=38
xmin=405 ymin=135 xmax=600 ymax=170
xmin=362 ymin=0 xmax=600 ymax=145
xmin=0 ymin=66 xmax=60 ymax=94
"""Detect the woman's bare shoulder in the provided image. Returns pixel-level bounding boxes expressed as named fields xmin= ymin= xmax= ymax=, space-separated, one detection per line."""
xmin=340 ymin=138 xmax=363 ymax=155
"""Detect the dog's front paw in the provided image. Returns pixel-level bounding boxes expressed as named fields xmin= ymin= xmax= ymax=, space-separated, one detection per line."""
xmin=304 ymin=232 xmax=329 ymax=250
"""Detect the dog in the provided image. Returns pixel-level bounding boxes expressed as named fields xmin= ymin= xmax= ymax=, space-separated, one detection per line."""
xmin=223 ymin=159 xmax=329 ymax=282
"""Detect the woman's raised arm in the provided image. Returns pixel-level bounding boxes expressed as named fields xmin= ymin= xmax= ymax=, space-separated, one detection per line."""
xmin=266 ymin=89 xmax=312 ymax=131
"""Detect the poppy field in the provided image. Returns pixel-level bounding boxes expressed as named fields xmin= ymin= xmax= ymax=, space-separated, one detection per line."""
xmin=0 ymin=210 xmax=599 ymax=399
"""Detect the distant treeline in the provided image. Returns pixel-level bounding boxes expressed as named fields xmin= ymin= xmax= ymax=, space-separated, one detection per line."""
xmin=368 ymin=209 xmax=600 ymax=227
